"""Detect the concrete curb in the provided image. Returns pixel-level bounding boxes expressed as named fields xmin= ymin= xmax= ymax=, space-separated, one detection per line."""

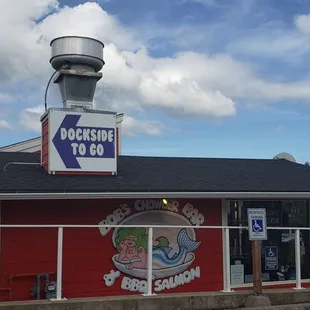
xmin=237 ymin=303 xmax=310 ymax=310
xmin=0 ymin=289 xmax=309 ymax=309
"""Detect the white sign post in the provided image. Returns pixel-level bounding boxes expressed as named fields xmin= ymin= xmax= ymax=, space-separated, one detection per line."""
xmin=247 ymin=208 xmax=267 ymax=241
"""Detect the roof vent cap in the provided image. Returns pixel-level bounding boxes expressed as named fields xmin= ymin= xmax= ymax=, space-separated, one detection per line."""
xmin=273 ymin=152 xmax=296 ymax=163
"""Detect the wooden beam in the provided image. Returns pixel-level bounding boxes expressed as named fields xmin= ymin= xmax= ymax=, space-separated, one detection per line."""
xmin=252 ymin=240 xmax=262 ymax=295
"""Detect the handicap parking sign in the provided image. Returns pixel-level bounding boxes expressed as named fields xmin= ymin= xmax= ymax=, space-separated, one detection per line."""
xmin=251 ymin=219 xmax=263 ymax=232
xmin=265 ymin=246 xmax=278 ymax=271
xmin=247 ymin=208 xmax=267 ymax=241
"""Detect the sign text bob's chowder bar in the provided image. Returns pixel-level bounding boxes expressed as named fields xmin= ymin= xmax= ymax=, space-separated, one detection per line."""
xmin=1 ymin=35 xmax=310 ymax=302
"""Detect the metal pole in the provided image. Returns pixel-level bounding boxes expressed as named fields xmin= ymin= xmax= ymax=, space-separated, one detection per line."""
xmin=144 ymin=227 xmax=154 ymax=296
xmin=56 ymin=227 xmax=63 ymax=300
xmin=223 ymin=228 xmax=232 ymax=292
xmin=295 ymin=229 xmax=302 ymax=290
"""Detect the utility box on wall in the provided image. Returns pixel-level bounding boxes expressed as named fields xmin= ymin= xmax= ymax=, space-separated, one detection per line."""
xmin=40 ymin=108 xmax=117 ymax=175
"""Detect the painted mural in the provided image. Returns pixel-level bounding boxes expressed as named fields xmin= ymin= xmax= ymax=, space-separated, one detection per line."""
xmin=98 ymin=199 xmax=204 ymax=293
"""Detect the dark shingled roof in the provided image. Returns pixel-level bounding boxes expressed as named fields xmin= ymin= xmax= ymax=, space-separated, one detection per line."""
xmin=0 ymin=152 xmax=310 ymax=193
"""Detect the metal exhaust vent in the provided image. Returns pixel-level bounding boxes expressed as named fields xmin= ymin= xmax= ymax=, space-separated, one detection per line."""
xmin=50 ymin=36 xmax=105 ymax=110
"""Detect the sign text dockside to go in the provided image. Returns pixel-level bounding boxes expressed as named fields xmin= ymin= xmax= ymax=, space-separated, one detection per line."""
xmin=50 ymin=112 xmax=117 ymax=170
xmin=60 ymin=127 xmax=114 ymax=157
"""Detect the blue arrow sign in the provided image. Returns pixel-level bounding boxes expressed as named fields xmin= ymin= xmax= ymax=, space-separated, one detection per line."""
xmin=52 ymin=114 xmax=115 ymax=169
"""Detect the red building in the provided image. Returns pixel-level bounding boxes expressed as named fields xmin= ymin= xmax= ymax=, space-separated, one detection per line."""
xmin=0 ymin=146 xmax=310 ymax=301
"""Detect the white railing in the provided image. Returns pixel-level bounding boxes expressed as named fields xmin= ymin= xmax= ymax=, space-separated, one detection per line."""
xmin=1 ymin=224 xmax=309 ymax=300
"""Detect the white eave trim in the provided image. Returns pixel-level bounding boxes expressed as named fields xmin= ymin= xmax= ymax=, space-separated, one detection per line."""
xmin=0 ymin=137 xmax=41 ymax=153
xmin=0 ymin=191 xmax=310 ymax=200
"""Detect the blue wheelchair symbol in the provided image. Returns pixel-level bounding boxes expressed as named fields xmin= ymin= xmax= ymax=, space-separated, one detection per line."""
xmin=252 ymin=219 xmax=263 ymax=232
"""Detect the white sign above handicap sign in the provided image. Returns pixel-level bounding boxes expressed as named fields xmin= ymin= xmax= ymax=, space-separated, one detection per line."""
xmin=247 ymin=208 xmax=268 ymax=241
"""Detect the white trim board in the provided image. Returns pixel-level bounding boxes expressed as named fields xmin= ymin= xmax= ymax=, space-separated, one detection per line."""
xmin=1 ymin=191 xmax=310 ymax=201
xmin=0 ymin=137 xmax=41 ymax=153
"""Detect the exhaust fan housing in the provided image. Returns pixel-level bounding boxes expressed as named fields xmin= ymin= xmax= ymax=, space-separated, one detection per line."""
xmin=50 ymin=36 xmax=105 ymax=109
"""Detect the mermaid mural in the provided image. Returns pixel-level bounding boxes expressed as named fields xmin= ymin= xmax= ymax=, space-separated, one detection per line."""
xmin=114 ymin=226 xmax=201 ymax=277
xmin=98 ymin=204 xmax=204 ymax=281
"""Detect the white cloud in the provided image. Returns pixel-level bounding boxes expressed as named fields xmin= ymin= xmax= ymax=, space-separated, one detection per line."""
xmin=122 ymin=115 xmax=165 ymax=136
xmin=0 ymin=0 xmax=309 ymax=136
xmin=228 ymin=14 xmax=310 ymax=62
xmin=295 ymin=14 xmax=310 ymax=35
xmin=20 ymin=105 xmax=45 ymax=132
xmin=37 ymin=2 xmax=141 ymax=51
xmin=0 ymin=1 xmax=140 ymax=84
xmin=227 ymin=28 xmax=310 ymax=61
xmin=0 ymin=0 xmax=58 ymax=82
xmin=0 ymin=120 xmax=12 ymax=130
xmin=99 ymin=46 xmax=236 ymax=117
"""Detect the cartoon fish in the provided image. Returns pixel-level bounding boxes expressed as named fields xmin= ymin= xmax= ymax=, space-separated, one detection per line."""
xmin=152 ymin=229 xmax=200 ymax=269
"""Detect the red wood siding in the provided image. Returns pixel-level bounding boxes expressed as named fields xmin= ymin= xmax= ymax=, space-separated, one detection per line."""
xmin=0 ymin=199 xmax=223 ymax=301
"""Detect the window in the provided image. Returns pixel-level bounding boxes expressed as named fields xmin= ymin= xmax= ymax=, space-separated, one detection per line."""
xmin=228 ymin=200 xmax=310 ymax=284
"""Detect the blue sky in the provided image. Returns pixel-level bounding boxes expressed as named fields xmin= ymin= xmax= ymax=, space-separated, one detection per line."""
xmin=1 ymin=0 xmax=310 ymax=163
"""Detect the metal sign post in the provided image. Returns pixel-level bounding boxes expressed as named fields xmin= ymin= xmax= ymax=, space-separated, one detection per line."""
xmin=247 ymin=208 xmax=267 ymax=296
